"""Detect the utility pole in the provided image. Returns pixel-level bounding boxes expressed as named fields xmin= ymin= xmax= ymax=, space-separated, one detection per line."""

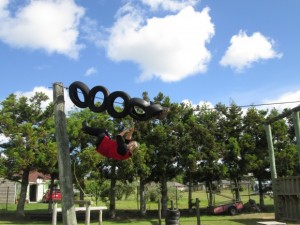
xmin=53 ymin=82 xmax=77 ymax=225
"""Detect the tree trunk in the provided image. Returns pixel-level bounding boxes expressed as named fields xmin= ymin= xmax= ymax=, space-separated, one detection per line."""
xmin=188 ymin=176 xmax=193 ymax=211
xmin=109 ymin=165 xmax=116 ymax=218
xmin=207 ymin=181 xmax=213 ymax=207
xmin=47 ymin=175 xmax=55 ymax=212
xmin=16 ymin=168 xmax=30 ymax=218
xmin=234 ymin=179 xmax=240 ymax=201
xmin=258 ymin=180 xmax=265 ymax=208
xmin=139 ymin=179 xmax=146 ymax=216
xmin=160 ymin=176 xmax=168 ymax=217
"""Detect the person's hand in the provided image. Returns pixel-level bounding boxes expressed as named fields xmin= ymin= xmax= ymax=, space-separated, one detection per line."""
xmin=129 ymin=127 xmax=135 ymax=132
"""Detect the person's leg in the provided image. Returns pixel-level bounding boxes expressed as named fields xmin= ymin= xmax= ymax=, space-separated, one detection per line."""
xmin=81 ymin=121 xmax=106 ymax=137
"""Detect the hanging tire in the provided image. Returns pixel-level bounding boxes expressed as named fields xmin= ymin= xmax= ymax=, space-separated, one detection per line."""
xmin=88 ymin=85 xmax=110 ymax=113
xmin=106 ymin=91 xmax=131 ymax=118
xmin=146 ymin=103 xmax=163 ymax=117
xmin=128 ymin=98 xmax=151 ymax=121
xmin=69 ymin=81 xmax=90 ymax=108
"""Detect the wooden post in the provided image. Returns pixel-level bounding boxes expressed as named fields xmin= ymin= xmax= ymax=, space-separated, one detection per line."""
xmin=53 ymin=82 xmax=77 ymax=225
xmin=6 ymin=186 xmax=9 ymax=211
xmin=99 ymin=209 xmax=103 ymax=225
xmin=292 ymin=111 xmax=300 ymax=169
xmin=264 ymin=124 xmax=277 ymax=180
xmin=52 ymin=202 xmax=58 ymax=225
xmin=196 ymin=198 xmax=201 ymax=225
xmin=158 ymin=199 xmax=162 ymax=225
xmin=85 ymin=203 xmax=90 ymax=225
xmin=264 ymin=124 xmax=278 ymax=220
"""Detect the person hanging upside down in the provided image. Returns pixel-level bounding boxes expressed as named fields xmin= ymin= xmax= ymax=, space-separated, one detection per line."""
xmin=81 ymin=121 xmax=139 ymax=160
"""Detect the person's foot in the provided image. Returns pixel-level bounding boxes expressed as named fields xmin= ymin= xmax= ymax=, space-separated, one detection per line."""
xmin=81 ymin=121 xmax=88 ymax=132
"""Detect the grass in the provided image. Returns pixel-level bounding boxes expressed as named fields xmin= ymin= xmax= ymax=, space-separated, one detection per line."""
xmin=0 ymin=190 xmax=299 ymax=225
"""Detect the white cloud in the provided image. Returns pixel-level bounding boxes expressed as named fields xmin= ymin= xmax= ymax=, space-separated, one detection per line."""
xmin=0 ymin=0 xmax=85 ymax=59
xmin=182 ymin=99 xmax=214 ymax=114
xmin=220 ymin=30 xmax=282 ymax=72
xmin=85 ymin=67 xmax=97 ymax=76
xmin=15 ymin=86 xmax=74 ymax=113
xmin=261 ymin=90 xmax=300 ymax=112
xmin=106 ymin=6 xmax=215 ymax=82
xmin=0 ymin=133 xmax=9 ymax=145
xmin=140 ymin=0 xmax=199 ymax=12
xmin=80 ymin=17 xmax=106 ymax=48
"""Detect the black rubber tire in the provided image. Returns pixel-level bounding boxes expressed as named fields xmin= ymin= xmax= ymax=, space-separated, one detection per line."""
xmin=128 ymin=98 xmax=151 ymax=121
xmin=69 ymin=81 xmax=90 ymax=108
xmin=228 ymin=206 xmax=237 ymax=215
xmin=106 ymin=91 xmax=131 ymax=118
xmin=88 ymin=85 xmax=110 ymax=113
xmin=146 ymin=103 xmax=163 ymax=117
xmin=165 ymin=219 xmax=179 ymax=225
xmin=166 ymin=210 xmax=180 ymax=217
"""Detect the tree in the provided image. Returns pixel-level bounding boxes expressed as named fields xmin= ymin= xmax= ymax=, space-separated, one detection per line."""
xmin=0 ymin=93 xmax=53 ymax=217
xmin=176 ymin=102 xmax=201 ymax=210
xmin=67 ymin=108 xmax=104 ymax=204
xmin=215 ymin=102 xmax=244 ymax=200
xmin=142 ymin=94 xmax=181 ymax=216
xmin=195 ymin=103 xmax=227 ymax=207
xmin=241 ymin=107 xmax=269 ymax=207
xmin=267 ymin=108 xmax=296 ymax=177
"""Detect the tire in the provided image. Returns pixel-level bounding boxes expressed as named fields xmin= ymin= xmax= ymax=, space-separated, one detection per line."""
xmin=128 ymin=98 xmax=151 ymax=121
xmin=88 ymin=85 xmax=110 ymax=113
xmin=166 ymin=209 xmax=180 ymax=217
xmin=69 ymin=81 xmax=90 ymax=108
xmin=106 ymin=91 xmax=131 ymax=118
xmin=165 ymin=219 xmax=179 ymax=225
xmin=146 ymin=103 xmax=163 ymax=117
xmin=228 ymin=206 xmax=237 ymax=215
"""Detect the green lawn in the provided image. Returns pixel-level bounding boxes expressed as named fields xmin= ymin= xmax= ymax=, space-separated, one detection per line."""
xmin=1 ymin=190 xmax=298 ymax=225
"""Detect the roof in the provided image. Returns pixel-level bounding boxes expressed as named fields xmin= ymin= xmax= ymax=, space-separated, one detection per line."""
xmin=28 ymin=171 xmax=51 ymax=183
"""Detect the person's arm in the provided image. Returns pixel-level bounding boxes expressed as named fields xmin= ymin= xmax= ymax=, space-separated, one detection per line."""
xmin=119 ymin=128 xmax=134 ymax=142
xmin=116 ymin=134 xmax=128 ymax=156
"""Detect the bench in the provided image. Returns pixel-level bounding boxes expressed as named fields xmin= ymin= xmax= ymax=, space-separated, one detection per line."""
xmin=257 ymin=222 xmax=286 ymax=225
xmin=52 ymin=200 xmax=107 ymax=225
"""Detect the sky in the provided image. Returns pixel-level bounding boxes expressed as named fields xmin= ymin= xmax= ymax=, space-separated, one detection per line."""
xmin=1 ymin=0 xmax=300 ymax=113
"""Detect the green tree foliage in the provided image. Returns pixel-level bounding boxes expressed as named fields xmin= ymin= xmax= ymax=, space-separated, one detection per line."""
xmin=142 ymin=94 xmax=181 ymax=216
xmin=195 ymin=103 xmax=227 ymax=206
xmin=2 ymin=89 xmax=300 ymax=218
xmin=0 ymin=93 xmax=53 ymax=217
xmin=215 ymin=102 xmax=244 ymax=200
xmin=67 ymin=108 xmax=104 ymax=203
xmin=240 ymin=107 xmax=269 ymax=206
xmin=266 ymin=108 xmax=298 ymax=177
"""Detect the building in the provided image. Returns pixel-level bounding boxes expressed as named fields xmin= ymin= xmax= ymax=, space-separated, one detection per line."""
xmin=0 ymin=171 xmax=53 ymax=203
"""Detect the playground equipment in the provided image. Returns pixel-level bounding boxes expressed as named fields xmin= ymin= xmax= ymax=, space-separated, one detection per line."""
xmin=265 ymin=105 xmax=300 ymax=222
xmin=206 ymin=191 xmax=244 ymax=215
xmin=52 ymin=200 xmax=107 ymax=225
xmin=69 ymin=81 xmax=168 ymax=121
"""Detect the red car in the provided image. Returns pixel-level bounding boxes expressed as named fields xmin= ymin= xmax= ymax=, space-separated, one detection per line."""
xmin=42 ymin=189 xmax=61 ymax=203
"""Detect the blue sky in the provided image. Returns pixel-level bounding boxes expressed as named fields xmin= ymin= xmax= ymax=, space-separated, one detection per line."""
xmin=1 ymin=0 xmax=300 ymax=112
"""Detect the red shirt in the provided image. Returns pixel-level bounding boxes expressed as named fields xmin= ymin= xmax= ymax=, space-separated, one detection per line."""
xmin=96 ymin=136 xmax=132 ymax=160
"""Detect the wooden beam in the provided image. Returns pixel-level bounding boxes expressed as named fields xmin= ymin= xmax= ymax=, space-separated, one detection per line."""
xmin=53 ymin=82 xmax=77 ymax=225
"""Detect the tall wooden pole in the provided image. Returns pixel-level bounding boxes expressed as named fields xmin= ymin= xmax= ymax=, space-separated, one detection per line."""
xmin=292 ymin=111 xmax=300 ymax=170
xmin=264 ymin=124 xmax=278 ymax=220
xmin=53 ymin=82 xmax=77 ymax=225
